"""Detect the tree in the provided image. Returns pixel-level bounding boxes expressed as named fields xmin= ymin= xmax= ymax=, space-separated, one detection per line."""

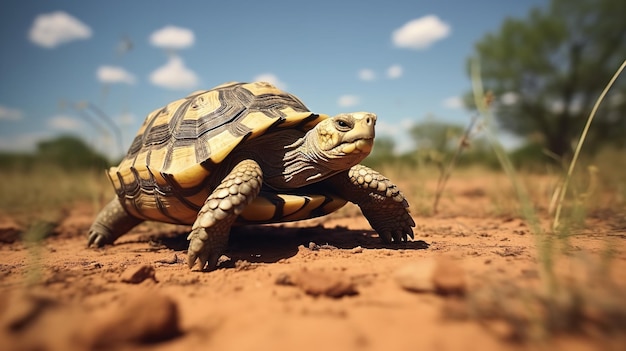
xmin=468 ymin=0 xmax=626 ymax=157
xmin=36 ymin=135 xmax=110 ymax=169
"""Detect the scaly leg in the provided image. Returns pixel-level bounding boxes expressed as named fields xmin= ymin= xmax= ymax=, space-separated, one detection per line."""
xmin=328 ymin=164 xmax=415 ymax=243
xmin=187 ymin=159 xmax=263 ymax=271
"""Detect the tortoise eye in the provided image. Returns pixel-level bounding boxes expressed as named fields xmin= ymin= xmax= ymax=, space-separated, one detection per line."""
xmin=335 ymin=119 xmax=352 ymax=131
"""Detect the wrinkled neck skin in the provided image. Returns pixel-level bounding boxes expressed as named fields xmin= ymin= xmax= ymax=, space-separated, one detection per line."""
xmin=229 ymin=128 xmax=368 ymax=191
xmin=230 ymin=129 xmax=343 ymax=191
xmin=279 ymin=132 xmax=338 ymax=187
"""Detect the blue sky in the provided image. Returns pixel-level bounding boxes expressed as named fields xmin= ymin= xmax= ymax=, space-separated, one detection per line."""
xmin=0 ymin=0 xmax=547 ymax=158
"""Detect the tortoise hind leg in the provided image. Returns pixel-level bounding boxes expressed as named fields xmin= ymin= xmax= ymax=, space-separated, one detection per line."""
xmin=187 ymin=159 xmax=263 ymax=271
xmin=87 ymin=198 xmax=143 ymax=247
xmin=328 ymin=164 xmax=415 ymax=243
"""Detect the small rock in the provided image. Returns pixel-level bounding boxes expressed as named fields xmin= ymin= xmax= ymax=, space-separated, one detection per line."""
xmin=350 ymin=246 xmax=364 ymax=254
xmin=88 ymin=292 xmax=180 ymax=348
xmin=394 ymin=259 xmax=437 ymax=293
xmin=88 ymin=262 xmax=103 ymax=270
xmin=120 ymin=265 xmax=157 ymax=284
xmin=278 ymin=268 xmax=357 ymax=298
xmin=217 ymin=255 xmax=231 ymax=266
xmin=395 ymin=258 xmax=466 ymax=296
xmin=234 ymin=260 xmax=255 ymax=271
xmin=155 ymin=254 xmax=178 ymax=265
xmin=308 ymin=242 xmax=320 ymax=250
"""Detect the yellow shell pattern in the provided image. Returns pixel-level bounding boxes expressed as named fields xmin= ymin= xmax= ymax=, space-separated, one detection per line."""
xmin=107 ymin=82 xmax=345 ymax=224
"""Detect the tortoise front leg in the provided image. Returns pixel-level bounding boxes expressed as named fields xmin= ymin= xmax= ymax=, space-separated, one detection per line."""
xmin=328 ymin=164 xmax=415 ymax=243
xmin=187 ymin=159 xmax=263 ymax=271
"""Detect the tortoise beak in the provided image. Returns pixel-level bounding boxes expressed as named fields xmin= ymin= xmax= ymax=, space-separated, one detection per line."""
xmin=339 ymin=112 xmax=376 ymax=154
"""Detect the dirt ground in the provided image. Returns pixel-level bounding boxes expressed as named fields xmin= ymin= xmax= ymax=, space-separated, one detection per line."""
xmin=0 ymin=178 xmax=625 ymax=351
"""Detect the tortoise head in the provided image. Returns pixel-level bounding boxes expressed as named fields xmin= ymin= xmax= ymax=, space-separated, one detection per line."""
xmin=309 ymin=112 xmax=376 ymax=170
xmin=276 ymin=112 xmax=377 ymax=188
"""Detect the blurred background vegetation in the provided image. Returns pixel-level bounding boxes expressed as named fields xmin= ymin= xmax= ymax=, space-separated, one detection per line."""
xmin=368 ymin=0 xmax=625 ymax=170
xmin=0 ymin=0 xmax=624 ymax=223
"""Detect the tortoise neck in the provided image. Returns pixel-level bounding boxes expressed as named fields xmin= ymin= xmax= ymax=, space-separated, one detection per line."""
xmin=282 ymin=133 xmax=336 ymax=185
xmin=233 ymin=130 xmax=337 ymax=190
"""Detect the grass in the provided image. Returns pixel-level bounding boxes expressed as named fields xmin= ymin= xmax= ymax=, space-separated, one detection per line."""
xmin=0 ymin=165 xmax=110 ymax=227
xmin=552 ymin=59 xmax=626 ymax=231
xmin=460 ymin=58 xmax=626 ymax=344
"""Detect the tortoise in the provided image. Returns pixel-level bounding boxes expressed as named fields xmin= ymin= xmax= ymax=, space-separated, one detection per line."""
xmin=87 ymin=81 xmax=415 ymax=270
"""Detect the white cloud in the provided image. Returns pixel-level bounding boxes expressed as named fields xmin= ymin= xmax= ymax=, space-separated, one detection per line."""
xmin=387 ymin=64 xmax=403 ymax=79
xmin=500 ymin=92 xmax=519 ymax=106
xmin=150 ymin=25 xmax=195 ymax=50
xmin=150 ymin=56 xmax=199 ymax=90
xmin=392 ymin=15 xmax=450 ymax=50
xmin=338 ymin=95 xmax=360 ymax=108
xmin=443 ymin=96 xmax=464 ymax=109
xmin=0 ymin=105 xmax=23 ymax=121
xmin=97 ymin=66 xmax=136 ymax=85
xmin=358 ymin=69 xmax=376 ymax=81
xmin=48 ymin=115 xmax=81 ymax=130
xmin=253 ymin=73 xmax=287 ymax=90
xmin=29 ymin=11 xmax=91 ymax=48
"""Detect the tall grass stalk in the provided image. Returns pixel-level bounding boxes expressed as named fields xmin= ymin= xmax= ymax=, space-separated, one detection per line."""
xmin=552 ymin=59 xmax=626 ymax=231
xmin=432 ymin=115 xmax=479 ymax=214
xmin=469 ymin=59 xmax=553 ymax=291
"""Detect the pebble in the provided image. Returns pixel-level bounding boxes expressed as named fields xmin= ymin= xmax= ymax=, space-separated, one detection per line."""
xmin=120 ymin=265 xmax=157 ymax=284
xmin=350 ymin=246 xmax=364 ymax=254
xmin=394 ymin=259 xmax=437 ymax=293
xmin=394 ymin=258 xmax=466 ymax=296
xmin=89 ymin=292 xmax=180 ymax=348
xmin=276 ymin=267 xmax=357 ymax=298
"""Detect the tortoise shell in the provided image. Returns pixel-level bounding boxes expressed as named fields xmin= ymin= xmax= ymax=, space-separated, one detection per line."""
xmin=107 ymin=82 xmax=344 ymax=224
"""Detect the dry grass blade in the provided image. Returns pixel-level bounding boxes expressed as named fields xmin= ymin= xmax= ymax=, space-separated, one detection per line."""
xmin=432 ymin=115 xmax=479 ymax=214
xmin=552 ymin=59 xmax=626 ymax=231
xmin=469 ymin=59 xmax=550 ymax=288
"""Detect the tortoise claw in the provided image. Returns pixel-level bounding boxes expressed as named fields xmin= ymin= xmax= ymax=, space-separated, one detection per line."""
xmin=187 ymin=228 xmax=222 ymax=271
xmin=87 ymin=230 xmax=110 ymax=248
xmin=379 ymin=230 xmax=392 ymax=243
xmin=392 ymin=230 xmax=404 ymax=243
